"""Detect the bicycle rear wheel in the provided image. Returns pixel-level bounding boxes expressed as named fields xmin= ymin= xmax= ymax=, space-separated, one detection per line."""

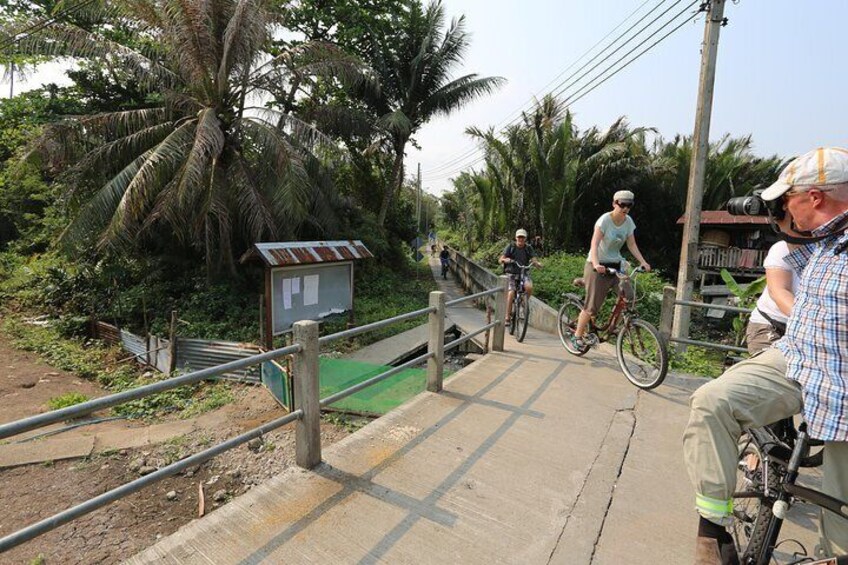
xmin=615 ymin=318 xmax=668 ymax=389
xmin=732 ymin=431 xmax=781 ymax=563
xmin=558 ymin=295 xmax=590 ymax=356
xmin=516 ymin=295 xmax=529 ymax=342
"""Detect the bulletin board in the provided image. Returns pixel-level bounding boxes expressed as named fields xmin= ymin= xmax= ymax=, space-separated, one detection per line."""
xmin=270 ymin=262 xmax=354 ymax=334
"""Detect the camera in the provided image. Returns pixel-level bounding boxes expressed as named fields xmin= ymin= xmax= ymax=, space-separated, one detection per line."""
xmin=726 ymin=189 xmax=785 ymax=220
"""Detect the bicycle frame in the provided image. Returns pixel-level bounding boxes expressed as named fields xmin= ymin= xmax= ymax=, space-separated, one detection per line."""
xmin=586 ymin=268 xmax=640 ymax=342
xmin=740 ymin=423 xmax=848 ymax=565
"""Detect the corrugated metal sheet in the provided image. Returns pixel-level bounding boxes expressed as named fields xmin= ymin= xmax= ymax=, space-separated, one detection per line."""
xmin=121 ymin=330 xmax=147 ymax=359
xmin=93 ymin=321 xmax=121 ymax=345
xmin=240 ymin=240 xmax=374 ymax=267
xmin=175 ymin=338 xmax=262 ymax=383
xmin=675 ymin=211 xmax=770 ymax=226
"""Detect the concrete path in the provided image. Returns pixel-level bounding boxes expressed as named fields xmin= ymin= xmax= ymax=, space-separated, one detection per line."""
xmin=126 ymin=258 xmax=822 ymax=564
xmin=343 ymin=256 xmax=490 ymax=367
xmin=129 ymin=326 xmax=701 ymax=564
xmin=343 ymin=323 xmax=431 ymax=366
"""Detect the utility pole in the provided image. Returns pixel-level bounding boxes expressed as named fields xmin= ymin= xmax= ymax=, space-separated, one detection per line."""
xmin=8 ymin=61 xmax=13 ymax=98
xmin=672 ymin=0 xmax=726 ymax=346
xmin=415 ymin=163 xmax=421 ymax=234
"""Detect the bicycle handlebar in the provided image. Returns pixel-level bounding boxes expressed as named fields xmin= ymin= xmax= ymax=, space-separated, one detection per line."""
xmin=604 ymin=266 xmax=645 ymax=278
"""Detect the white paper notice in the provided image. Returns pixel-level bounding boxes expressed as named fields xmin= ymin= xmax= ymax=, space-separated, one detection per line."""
xmin=291 ymin=277 xmax=300 ymax=295
xmin=303 ymin=275 xmax=319 ymax=306
xmin=282 ymin=278 xmax=293 ymax=310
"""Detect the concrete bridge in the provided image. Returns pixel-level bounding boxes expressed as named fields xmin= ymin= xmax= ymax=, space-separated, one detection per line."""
xmin=1 ymin=253 xmax=820 ymax=564
xmin=126 ymin=257 xmax=714 ymax=564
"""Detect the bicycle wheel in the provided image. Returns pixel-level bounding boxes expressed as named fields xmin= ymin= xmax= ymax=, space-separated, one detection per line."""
xmin=558 ymin=295 xmax=590 ymax=356
xmin=615 ymin=318 xmax=668 ymax=389
xmin=516 ymin=294 xmax=530 ymax=342
xmin=732 ymin=431 xmax=781 ymax=562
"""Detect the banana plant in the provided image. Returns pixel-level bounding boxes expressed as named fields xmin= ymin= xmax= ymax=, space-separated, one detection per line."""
xmin=720 ymin=269 xmax=767 ymax=346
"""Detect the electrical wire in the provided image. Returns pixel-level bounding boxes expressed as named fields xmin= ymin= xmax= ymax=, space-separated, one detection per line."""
xmin=0 ymin=0 xmax=100 ymax=53
xmin=425 ymin=0 xmax=664 ymax=175
xmin=425 ymin=2 xmax=705 ymax=183
xmin=426 ymin=0 xmax=690 ymax=175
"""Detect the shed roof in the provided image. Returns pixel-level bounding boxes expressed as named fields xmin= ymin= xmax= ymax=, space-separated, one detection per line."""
xmin=240 ymin=241 xmax=374 ymax=267
xmin=675 ymin=210 xmax=770 ymax=226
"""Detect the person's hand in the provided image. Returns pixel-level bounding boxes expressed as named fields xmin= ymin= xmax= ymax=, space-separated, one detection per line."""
xmin=593 ymin=264 xmax=606 ymax=274
xmin=640 ymin=262 xmax=652 ymax=272
xmin=503 ymin=257 xmax=512 ymax=264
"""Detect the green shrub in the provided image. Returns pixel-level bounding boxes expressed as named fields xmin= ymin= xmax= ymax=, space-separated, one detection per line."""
xmin=47 ymin=392 xmax=90 ymax=410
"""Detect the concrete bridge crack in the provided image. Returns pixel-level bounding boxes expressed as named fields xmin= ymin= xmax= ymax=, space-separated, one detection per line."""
xmin=547 ymin=392 xmax=639 ymax=565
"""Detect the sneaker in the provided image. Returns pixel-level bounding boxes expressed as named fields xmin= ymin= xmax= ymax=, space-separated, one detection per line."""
xmin=570 ymin=334 xmax=587 ymax=349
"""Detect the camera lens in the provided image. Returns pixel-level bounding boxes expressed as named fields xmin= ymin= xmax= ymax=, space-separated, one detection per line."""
xmin=727 ymin=196 xmax=764 ymax=216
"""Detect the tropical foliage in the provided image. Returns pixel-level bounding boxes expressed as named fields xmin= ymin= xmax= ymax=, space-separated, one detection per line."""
xmin=441 ymin=96 xmax=785 ymax=274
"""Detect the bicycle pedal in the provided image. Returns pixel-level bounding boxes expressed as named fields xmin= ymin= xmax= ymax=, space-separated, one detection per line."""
xmin=586 ymin=334 xmax=599 ymax=347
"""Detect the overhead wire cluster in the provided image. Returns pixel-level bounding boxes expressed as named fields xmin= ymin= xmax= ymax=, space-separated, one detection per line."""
xmin=0 ymin=0 xmax=100 ymax=53
xmin=425 ymin=0 xmax=707 ymax=184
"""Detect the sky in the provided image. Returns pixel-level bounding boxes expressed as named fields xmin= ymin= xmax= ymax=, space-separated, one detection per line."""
xmin=406 ymin=0 xmax=848 ymax=195
xmin=7 ymin=0 xmax=847 ymax=197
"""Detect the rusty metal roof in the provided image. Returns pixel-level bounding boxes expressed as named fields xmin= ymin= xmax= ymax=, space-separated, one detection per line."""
xmin=675 ymin=211 xmax=770 ymax=226
xmin=240 ymin=241 xmax=374 ymax=267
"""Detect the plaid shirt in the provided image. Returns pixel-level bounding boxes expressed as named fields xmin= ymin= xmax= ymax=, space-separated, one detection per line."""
xmin=777 ymin=209 xmax=848 ymax=441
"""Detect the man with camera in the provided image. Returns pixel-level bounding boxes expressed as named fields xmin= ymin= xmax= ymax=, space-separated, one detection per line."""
xmin=684 ymin=147 xmax=848 ymax=564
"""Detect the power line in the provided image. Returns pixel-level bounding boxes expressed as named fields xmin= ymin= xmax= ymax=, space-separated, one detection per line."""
xmin=426 ymin=0 xmax=689 ymax=176
xmin=0 ymin=0 xmax=100 ymax=53
xmin=425 ymin=0 xmax=666 ymax=175
xmin=425 ymin=2 xmax=704 ymax=183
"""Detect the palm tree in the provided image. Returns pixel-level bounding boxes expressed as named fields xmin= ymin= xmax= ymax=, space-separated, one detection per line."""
xmin=9 ymin=0 xmax=368 ymax=268
xmin=360 ymin=0 xmax=504 ymax=227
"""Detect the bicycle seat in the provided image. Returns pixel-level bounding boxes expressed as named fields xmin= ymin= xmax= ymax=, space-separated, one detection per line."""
xmin=573 ymin=277 xmax=585 ymax=288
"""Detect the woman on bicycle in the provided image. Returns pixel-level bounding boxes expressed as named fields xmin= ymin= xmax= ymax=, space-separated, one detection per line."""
xmin=571 ymin=190 xmax=650 ymax=350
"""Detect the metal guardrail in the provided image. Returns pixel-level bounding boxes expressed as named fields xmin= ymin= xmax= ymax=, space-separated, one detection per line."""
xmin=659 ymin=286 xmax=750 ymax=354
xmin=0 ymin=277 xmax=509 ymax=553
xmin=445 ymin=286 xmax=502 ymax=307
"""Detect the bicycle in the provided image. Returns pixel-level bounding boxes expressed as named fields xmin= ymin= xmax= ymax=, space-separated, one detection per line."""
xmin=732 ymin=419 xmax=848 ymax=565
xmin=507 ymin=264 xmax=532 ymax=343
xmin=557 ymin=266 xmax=669 ymax=390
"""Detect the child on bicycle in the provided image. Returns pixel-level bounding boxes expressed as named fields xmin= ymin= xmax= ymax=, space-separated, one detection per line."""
xmin=571 ymin=190 xmax=650 ymax=350
xmin=499 ymin=229 xmax=542 ymax=324
xmin=439 ymin=247 xmax=450 ymax=278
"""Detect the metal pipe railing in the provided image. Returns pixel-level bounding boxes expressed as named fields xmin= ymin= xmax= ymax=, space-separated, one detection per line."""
xmin=0 ymin=342 xmax=303 ymax=441
xmin=659 ymin=285 xmax=753 ymax=354
xmin=668 ymin=337 xmax=748 ymax=354
xmin=673 ymin=298 xmax=751 ymax=315
xmin=0 ymin=278 xmax=506 ymax=553
xmin=320 ymin=351 xmax=435 ymax=408
xmin=318 ymin=306 xmax=436 ymax=345
xmin=0 ymin=408 xmax=303 ymax=553
xmin=445 ymin=286 xmax=502 ymax=307
xmin=444 ymin=321 xmax=500 ymax=352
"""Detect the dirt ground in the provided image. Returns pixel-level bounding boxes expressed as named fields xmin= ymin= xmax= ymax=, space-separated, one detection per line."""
xmin=0 ymin=338 xmax=357 ymax=565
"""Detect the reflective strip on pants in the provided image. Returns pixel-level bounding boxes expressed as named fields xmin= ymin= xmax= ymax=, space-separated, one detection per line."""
xmin=696 ymin=493 xmax=733 ymax=520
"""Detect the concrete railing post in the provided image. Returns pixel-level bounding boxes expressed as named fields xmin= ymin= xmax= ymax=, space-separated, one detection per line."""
xmin=660 ymin=286 xmax=676 ymax=342
xmin=293 ymin=320 xmax=321 ymax=469
xmin=427 ymin=291 xmax=446 ymax=392
xmin=492 ymin=275 xmax=509 ymax=352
